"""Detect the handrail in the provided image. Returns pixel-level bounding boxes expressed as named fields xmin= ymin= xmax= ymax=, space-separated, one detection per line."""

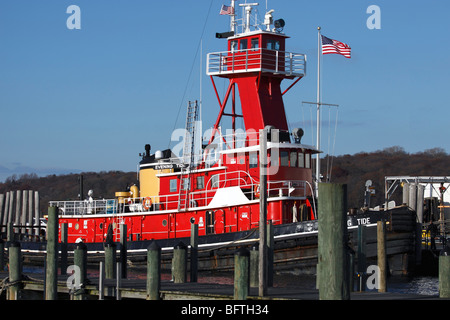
xmin=207 ymin=48 xmax=306 ymax=77
xmin=50 ymin=179 xmax=308 ymax=216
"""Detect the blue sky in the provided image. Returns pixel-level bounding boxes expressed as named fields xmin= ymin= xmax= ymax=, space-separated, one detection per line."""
xmin=0 ymin=0 xmax=449 ymax=180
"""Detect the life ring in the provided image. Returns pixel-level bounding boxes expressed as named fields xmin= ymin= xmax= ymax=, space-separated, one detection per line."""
xmin=142 ymin=197 xmax=152 ymax=211
xmin=254 ymin=184 xmax=260 ymax=198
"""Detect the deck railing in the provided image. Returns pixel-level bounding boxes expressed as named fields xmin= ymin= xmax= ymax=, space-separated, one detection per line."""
xmin=207 ymin=48 xmax=306 ymax=77
xmin=50 ymin=177 xmax=307 ymax=216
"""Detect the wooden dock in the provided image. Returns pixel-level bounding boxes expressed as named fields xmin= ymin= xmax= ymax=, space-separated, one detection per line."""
xmin=0 ymin=270 xmax=442 ymax=301
xmin=1 ymin=184 xmax=449 ymax=304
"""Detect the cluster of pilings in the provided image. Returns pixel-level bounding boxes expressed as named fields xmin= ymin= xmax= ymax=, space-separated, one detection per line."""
xmin=0 ymin=191 xmax=41 ymax=239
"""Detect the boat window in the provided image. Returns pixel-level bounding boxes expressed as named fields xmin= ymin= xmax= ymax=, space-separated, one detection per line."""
xmin=270 ymin=150 xmax=279 ymax=168
xmin=305 ymin=153 xmax=311 ymax=168
xmin=196 ymin=176 xmax=204 ymax=189
xmin=298 ymin=152 xmax=304 ymax=168
xmin=266 ymin=39 xmax=280 ymax=50
xmin=182 ymin=177 xmax=190 ymax=190
xmin=170 ymin=179 xmax=177 ymax=192
xmin=240 ymin=39 xmax=248 ymax=50
xmin=249 ymin=152 xmax=258 ymax=168
xmin=251 ymin=38 xmax=259 ymax=51
xmin=280 ymin=151 xmax=289 ymax=167
xmin=210 ymin=174 xmax=220 ymax=188
xmin=290 ymin=151 xmax=297 ymax=167
xmin=230 ymin=40 xmax=238 ymax=52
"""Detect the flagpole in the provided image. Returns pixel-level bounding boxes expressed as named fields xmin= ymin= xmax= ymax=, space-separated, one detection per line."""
xmin=316 ymin=26 xmax=321 ymax=196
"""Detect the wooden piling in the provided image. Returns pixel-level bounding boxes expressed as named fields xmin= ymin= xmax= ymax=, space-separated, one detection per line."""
xmin=14 ymin=191 xmax=21 ymax=234
xmin=408 ymin=183 xmax=417 ymax=211
xmin=267 ymin=220 xmax=274 ymax=287
xmin=0 ymin=194 xmax=4 ymax=231
xmin=0 ymin=239 xmax=4 ymax=271
xmin=119 ymin=224 xmax=127 ymax=279
xmin=45 ymin=206 xmax=58 ymax=300
xmin=147 ymin=241 xmax=161 ymax=300
xmin=104 ymin=241 xmax=117 ymax=279
xmin=99 ymin=261 xmax=105 ymax=300
xmin=439 ymin=247 xmax=450 ymax=298
xmin=190 ymin=223 xmax=198 ymax=282
xmin=317 ymin=183 xmax=349 ymax=300
xmin=8 ymin=241 xmax=22 ymax=300
xmin=7 ymin=222 xmax=14 ymax=242
xmin=258 ymin=128 xmax=268 ymax=297
xmin=73 ymin=242 xmax=87 ymax=300
xmin=27 ymin=190 xmax=33 ymax=235
xmin=34 ymin=191 xmax=40 ymax=237
xmin=60 ymin=223 xmax=68 ymax=275
xmin=357 ymin=224 xmax=367 ymax=291
xmin=234 ymin=247 xmax=250 ymax=300
xmin=249 ymin=244 xmax=259 ymax=288
xmin=21 ymin=190 xmax=27 ymax=234
xmin=2 ymin=192 xmax=10 ymax=231
xmin=402 ymin=182 xmax=409 ymax=205
xmin=416 ymin=184 xmax=424 ymax=223
xmin=377 ymin=219 xmax=387 ymax=292
xmin=7 ymin=191 xmax=15 ymax=231
xmin=172 ymin=241 xmax=187 ymax=284
xmin=116 ymin=262 xmax=122 ymax=300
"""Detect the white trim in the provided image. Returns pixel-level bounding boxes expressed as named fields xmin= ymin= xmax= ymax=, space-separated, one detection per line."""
xmin=155 ymin=166 xmax=228 ymax=177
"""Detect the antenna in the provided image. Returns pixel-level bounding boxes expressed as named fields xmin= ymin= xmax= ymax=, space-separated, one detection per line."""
xmin=239 ymin=2 xmax=259 ymax=33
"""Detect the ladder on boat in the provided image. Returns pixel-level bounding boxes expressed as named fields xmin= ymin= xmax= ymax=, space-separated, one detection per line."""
xmin=178 ymin=100 xmax=199 ymax=210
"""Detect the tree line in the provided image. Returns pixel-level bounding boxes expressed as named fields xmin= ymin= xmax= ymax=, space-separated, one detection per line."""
xmin=324 ymin=146 xmax=450 ymax=209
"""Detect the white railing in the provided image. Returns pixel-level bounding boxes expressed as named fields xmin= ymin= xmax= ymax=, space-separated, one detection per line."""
xmin=207 ymin=48 xmax=306 ymax=77
xmin=50 ymin=174 xmax=308 ymax=215
xmin=50 ymin=199 xmax=117 ymax=215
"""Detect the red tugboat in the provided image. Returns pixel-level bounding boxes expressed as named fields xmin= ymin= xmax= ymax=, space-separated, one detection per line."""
xmin=50 ymin=2 xmax=319 ymax=252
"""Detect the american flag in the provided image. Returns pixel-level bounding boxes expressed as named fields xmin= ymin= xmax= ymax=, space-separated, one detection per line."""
xmin=321 ymin=35 xmax=351 ymax=58
xmin=220 ymin=4 xmax=234 ymax=15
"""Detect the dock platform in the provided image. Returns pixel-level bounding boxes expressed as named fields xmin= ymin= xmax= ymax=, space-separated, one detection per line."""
xmin=0 ymin=271 xmax=442 ymax=301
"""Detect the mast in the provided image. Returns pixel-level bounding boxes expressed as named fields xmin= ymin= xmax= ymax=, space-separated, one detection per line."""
xmin=230 ymin=0 xmax=236 ymax=33
xmin=316 ymin=26 xmax=321 ymax=196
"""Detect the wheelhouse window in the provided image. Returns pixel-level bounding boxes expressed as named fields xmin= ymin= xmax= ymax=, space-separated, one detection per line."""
xmin=240 ymin=39 xmax=248 ymax=50
xmin=251 ymin=38 xmax=259 ymax=51
xmin=230 ymin=40 xmax=238 ymax=52
xmin=280 ymin=151 xmax=289 ymax=167
xmin=298 ymin=152 xmax=304 ymax=168
xmin=266 ymin=39 xmax=280 ymax=50
xmin=170 ymin=179 xmax=177 ymax=192
xmin=305 ymin=153 xmax=311 ymax=168
xmin=249 ymin=152 xmax=258 ymax=168
xmin=290 ymin=151 xmax=297 ymax=167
